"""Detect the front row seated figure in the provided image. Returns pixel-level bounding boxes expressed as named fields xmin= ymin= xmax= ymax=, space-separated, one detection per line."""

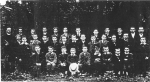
xmin=102 ymin=47 xmax=113 ymax=73
xmin=113 ymin=48 xmax=123 ymax=76
xmin=45 ymin=46 xmax=57 ymax=76
xmin=91 ymin=48 xmax=103 ymax=76
xmin=31 ymin=45 xmax=43 ymax=77
xmin=58 ymin=46 xmax=68 ymax=78
xmin=78 ymin=46 xmax=91 ymax=76
xmin=123 ymin=47 xmax=133 ymax=77
xmin=67 ymin=48 xmax=79 ymax=78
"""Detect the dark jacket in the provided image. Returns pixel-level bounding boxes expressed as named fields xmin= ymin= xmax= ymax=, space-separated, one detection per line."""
xmin=79 ymin=52 xmax=91 ymax=65
xmin=67 ymin=54 xmax=78 ymax=64
xmin=45 ymin=52 xmax=57 ymax=63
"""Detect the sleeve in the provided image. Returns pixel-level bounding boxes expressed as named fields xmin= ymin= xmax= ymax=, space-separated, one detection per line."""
xmin=59 ymin=35 xmax=63 ymax=43
xmin=78 ymin=53 xmax=82 ymax=63
xmin=99 ymin=41 xmax=102 ymax=49
xmin=45 ymin=53 xmax=49 ymax=62
xmin=58 ymin=54 xmax=61 ymax=63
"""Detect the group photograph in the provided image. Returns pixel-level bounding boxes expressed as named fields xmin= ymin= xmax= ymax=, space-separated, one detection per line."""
xmin=1 ymin=0 xmax=150 ymax=81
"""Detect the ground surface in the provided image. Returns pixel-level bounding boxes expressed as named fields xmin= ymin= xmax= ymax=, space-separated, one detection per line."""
xmin=2 ymin=71 xmax=150 ymax=81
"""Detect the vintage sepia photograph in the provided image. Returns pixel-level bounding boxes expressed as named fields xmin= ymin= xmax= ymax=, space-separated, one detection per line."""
xmin=1 ymin=0 xmax=150 ymax=81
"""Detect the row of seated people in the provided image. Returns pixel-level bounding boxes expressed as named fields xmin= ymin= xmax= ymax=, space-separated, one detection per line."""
xmin=2 ymin=26 xmax=150 ymax=78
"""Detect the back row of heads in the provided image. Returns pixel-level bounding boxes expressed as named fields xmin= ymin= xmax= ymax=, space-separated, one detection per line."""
xmin=16 ymin=30 xmax=147 ymax=44
xmin=6 ymin=26 xmax=145 ymax=35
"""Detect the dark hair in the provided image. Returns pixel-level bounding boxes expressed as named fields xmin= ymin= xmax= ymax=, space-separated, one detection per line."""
xmin=53 ymin=27 xmax=58 ymax=30
xmin=61 ymin=46 xmax=66 ymax=49
xmin=48 ymin=46 xmax=53 ymax=49
xmin=82 ymin=46 xmax=87 ymax=48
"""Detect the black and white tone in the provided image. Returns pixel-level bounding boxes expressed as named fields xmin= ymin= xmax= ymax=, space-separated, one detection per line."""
xmin=1 ymin=0 xmax=150 ymax=81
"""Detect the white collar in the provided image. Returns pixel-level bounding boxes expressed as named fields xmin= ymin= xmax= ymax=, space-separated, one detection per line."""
xmin=125 ymin=52 xmax=129 ymax=54
xmin=71 ymin=54 xmax=76 ymax=56
xmin=62 ymin=42 xmax=66 ymax=44
xmin=36 ymin=51 xmax=40 ymax=54
xmin=139 ymin=33 xmax=143 ymax=36
xmin=72 ymin=40 xmax=76 ymax=42
xmin=7 ymin=33 xmax=11 ymax=35
xmin=62 ymin=52 xmax=67 ymax=54
xmin=141 ymin=43 xmax=146 ymax=45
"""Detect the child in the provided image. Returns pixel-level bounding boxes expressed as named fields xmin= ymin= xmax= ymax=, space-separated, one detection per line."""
xmin=123 ymin=47 xmax=133 ymax=77
xmin=58 ymin=46 xmax=68 ymax=78
xmin=88 ymin=36 xmax=99 ymax=54
xmin=78 ymin=46 xmax=91 ymax=76
xmin=67 ymin=48 xmax=79 ymax=78
xmin=50 ymin=35 xmax=59 ymax=54
xmin=75 ymin=27 xmax=81 ymax=40
xmin=78 ymin=34 xmax=88 ymax=53
xmin=20 ymin=36 xmax=30 ymax=72
xmin=45 ymin=46 xmax=57 ymax=76
xmin=69 ymin=34 xmax=79 ymax=54
xmin=113 ymin=48 xmax=123 ymax=76
xmin=30 ymin=34 xmax=41 ymax=52
xmin=59 ymin=36 xmax=69 ymax=53
xmin=93 ymin=29 xmax=100 ymax=41
xmin=31 ymin=45 xmax=43 ymax=77
xmin=60 ymin=27 xmax=70 ymax=42
xmin=91 ymin=48 xmax=103 ymax=76
xmin=102 ymin=47 xmax=113 ymax=73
